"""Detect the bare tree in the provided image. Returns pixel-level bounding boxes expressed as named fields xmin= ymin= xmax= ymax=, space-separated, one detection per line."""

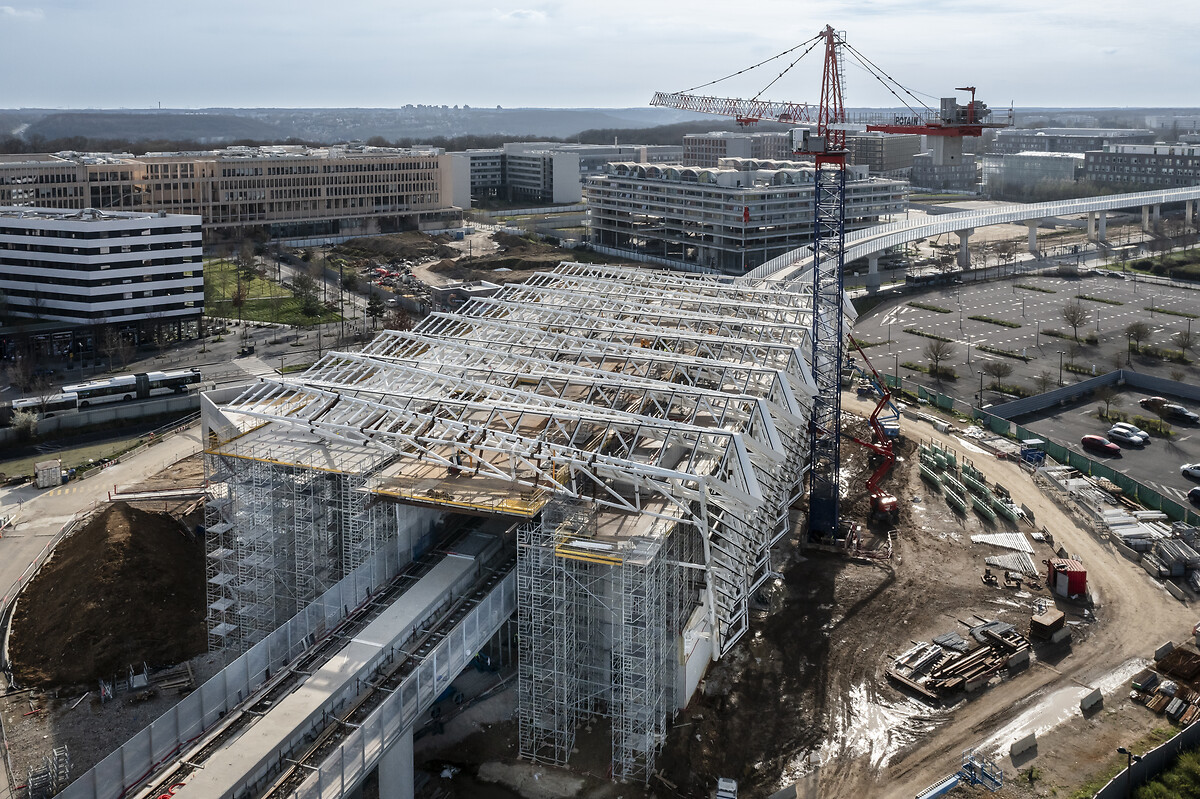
xmin=1062 ymin=303 xmax=1091 ymax=342
xmin=1125 ymin=321 xmax=1152 ymax=354
xmin=923 ymin=339 xmax=957 ymax=382
xmin=1095 ymin=385 xmax=1122 ymax=417
xmin=981 ymin=361 xmax=1013 ymax=388
xmin=1172 ymin=329 xmax=1195 ymax=359
xmin=1033 ymin=370 xmax=1055 ymax=394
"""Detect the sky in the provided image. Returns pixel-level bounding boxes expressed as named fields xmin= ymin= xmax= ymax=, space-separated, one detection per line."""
xmin=2 ymin=0 xmax=1198 ymax=110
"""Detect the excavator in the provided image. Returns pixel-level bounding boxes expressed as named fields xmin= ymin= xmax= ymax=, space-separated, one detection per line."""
xmin=844 ymin=336 xmax=899 ymax=524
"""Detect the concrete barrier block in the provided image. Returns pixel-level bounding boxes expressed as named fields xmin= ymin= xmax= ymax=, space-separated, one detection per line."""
xmin=1080 ymin=688 xmax=1103 ymax=712
xmin=1007 ymin=649 xmax=1030 ymax=669
xmin=1156 ymin=641 xmax=1176 ymax=661
xmin=1051 ymin=628 xmax=1072 ymax=645
xmin=1165 ymin=581 xmax=1188 ymax=603
xmin=1010 ymin=732 xmax=1037 ymax=758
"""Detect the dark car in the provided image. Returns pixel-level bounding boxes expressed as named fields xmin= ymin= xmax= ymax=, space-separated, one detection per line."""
xmin=1162 ymin=404 xmax=1200 ymax=424
xmin=1081 ymin=435 xmax=1122 ymax=457
xmin=1189 ymin=487 xmax=1200 ymax=508
xmin=1139 ymin=396 xmax=1168 ymax=411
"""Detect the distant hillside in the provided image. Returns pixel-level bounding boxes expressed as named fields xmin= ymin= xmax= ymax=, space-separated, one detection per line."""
xmin=0 ymin=106 xmax=711 ymax=146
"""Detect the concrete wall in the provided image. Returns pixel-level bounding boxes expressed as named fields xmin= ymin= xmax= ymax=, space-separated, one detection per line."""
xmin=989 ymin=370 xmax=1200 ymax=421
xmin=1 ymin=393 xmax=204 ymax=449
xmin=1093 ymin=720 xmax=1200 ymax=799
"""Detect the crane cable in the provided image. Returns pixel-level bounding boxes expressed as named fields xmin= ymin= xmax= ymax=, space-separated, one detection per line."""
xmin=841 ymin=42 xmax=934 ymax=116
xmin=749 ymin=37 xmax=825 ymax=103
xmin=678 ymin=32 xmax=824 ymax=95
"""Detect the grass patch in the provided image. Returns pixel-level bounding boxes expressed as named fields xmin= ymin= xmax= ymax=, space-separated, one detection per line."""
xmin=968 ymin=315 xmax=1022 ymax=328
xmin=1040 ymin=328 xmax=1075 ymax=341
xmin=1146 ymin=306 xmax=1200 ymax=319
xmin=990 ymin=382 xmax=1032 ymax=398
xmin=279 ymin=362 xmax=314 ymax=375
xmin=1076 ymin=294 xmax=1124 ymax=305
xmin=977 ymin=344 xmax=1030 ymax=361
xmin=0 ymin=435 xmax=150 ymax=479
xmin=207 ymin=296 xmax=341 ymax=326
xmin=907 ymin=301 xmax=952 ymax=314
xmin=1101 ymin=410 xmax=1175 ymax=438
xmin=900 ymin=362 xmax=958 ymax=380
xmin=204 ymin=258 xmax=290 ymax=303
xmin=850 ymin=337 xmax=890 ymax=349
xmin=1064 ymin=362 xmax=1099 ymax=376
xmin=1016 ymin=283 xmax=1056 ymax=293
xmin=903 ymin=327 xmax=954 ymax=343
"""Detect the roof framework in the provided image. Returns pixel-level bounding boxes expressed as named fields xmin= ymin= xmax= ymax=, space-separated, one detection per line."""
xmin=210 ymin=261 xmax=817 ymax=659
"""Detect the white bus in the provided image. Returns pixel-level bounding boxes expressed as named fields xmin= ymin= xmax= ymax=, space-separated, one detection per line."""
xmin=11 ymin=392 xmax=80 ymax=417
xmin=56 ymin=368 xmax=203 ymax=408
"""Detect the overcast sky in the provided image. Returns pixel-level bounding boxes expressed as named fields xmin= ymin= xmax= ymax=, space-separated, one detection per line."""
xmin=3 ymin=0 xmax=1197 ymax=110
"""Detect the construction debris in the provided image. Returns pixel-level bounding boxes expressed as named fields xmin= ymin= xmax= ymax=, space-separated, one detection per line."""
xmin=888 ymin=619 xmax=1031 ymax=700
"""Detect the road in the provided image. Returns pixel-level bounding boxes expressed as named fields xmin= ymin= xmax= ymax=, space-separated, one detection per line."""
xmin=0 ymin=423 xmax=203 ymax=798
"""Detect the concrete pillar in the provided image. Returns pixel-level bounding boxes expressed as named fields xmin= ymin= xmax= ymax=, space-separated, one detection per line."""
xmin=1153 ymin=203 xmax=1161 ymax=223
xmin=955 ymin=228 xmax=973 ymax=268
xmin=1025 ymin=220 xmax=1040 ymax=255
xmin=1142 ymin=205 xmax=1151 ymax=232
xmin=1187 ymin=200 xmax=1195 ymax=227
xmin=378 ymin=726 xmax=415 ymax=799
xmin=1087 ymin=211 xmax=1096 ymax=241
xmin=1097 ymin=210 xmax=1107 ymax=241
xmin=866 ymin=255 xmax=881 ymax=291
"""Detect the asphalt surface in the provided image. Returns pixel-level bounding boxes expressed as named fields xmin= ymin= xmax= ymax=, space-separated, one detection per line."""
xmin=1012 ymin=385 xmax=1200 ymax=507
xmin=854 ymin=269 xmax=1200 ymax=402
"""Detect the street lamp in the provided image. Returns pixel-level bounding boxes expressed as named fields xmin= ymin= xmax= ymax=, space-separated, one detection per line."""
xmin=1057 ymin=350 xmax=1064 ymax=386
xmin=978 ymin=370 xmax=985 ymax=406
xmin=894 ymin=352 xmax=900 ymax=392
xmin=1116 ymin=747 xmax=1142 ymax=798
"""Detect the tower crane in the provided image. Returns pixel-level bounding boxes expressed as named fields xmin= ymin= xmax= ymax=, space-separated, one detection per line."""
xmin=652 ymin=26 xmax=1007 ymax=536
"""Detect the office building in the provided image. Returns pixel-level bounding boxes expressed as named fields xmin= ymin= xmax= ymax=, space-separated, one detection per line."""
xmin=682 ymin=131 xmax=794 ymax=168
xmin=585 ymin=158 xmax=905 ymax=275
xmin=1082 ymin=143 xmax=1200 ymax=189
xmin=0 ymin=206 xmax=203 ymax=353
xmin=0 ymin=144 xmax=459 ymax=244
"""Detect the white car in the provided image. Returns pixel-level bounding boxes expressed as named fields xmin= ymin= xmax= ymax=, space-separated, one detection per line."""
xmin=1108 ymin=422 xmax=1151 ymax=445
xmin=1106 ymin=425 xmax=1148 ymax=446
xmin=1182 ymin=463 xmax=1200 ymax=480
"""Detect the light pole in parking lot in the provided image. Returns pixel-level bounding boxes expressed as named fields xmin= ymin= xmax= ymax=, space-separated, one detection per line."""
xmin=978 ymin=370 xmax=985 ymax=406
xmin=1057 ymin=350 xmax=1064 ymax=386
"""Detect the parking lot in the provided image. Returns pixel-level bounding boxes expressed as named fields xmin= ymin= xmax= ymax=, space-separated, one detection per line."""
xmin=853 ymin=270 xmax=1200 ymax=402
xmin=1011 ymin=384 xmax=1200 ymax=506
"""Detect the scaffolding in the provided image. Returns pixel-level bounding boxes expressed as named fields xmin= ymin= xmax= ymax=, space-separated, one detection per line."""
xmin=518 ymin=499 xmax=689 ymax=780
xmin=201 ymin=262 xmax=823 ymax=773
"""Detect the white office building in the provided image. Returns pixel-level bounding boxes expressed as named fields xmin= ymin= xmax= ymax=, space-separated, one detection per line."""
xmin=0 ymin=206 xmax=203 ymax=338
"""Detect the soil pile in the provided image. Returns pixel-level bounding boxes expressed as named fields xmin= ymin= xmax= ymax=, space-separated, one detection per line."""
xmin=9 ymin=501 xmax=206 ymax=688
xmin=334 ymin=232 xmax=459 ymax=262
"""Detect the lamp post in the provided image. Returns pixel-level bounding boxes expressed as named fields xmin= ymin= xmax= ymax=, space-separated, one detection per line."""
xmin=1057 ymin=350 xmax=1064 ymax=386
xmin=978 ymin=370 xmax=985 ymax=406
xmin=1116 ymin=746 xmax=1142 ymax=798
xmin=894 ymin=352 xmax=900 ymax=393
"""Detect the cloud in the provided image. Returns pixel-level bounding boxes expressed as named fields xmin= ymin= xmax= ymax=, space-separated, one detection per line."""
xmin=0 ymin=5 xmax=42 ymax=19
xmin=494 ymin=8 xmax=546 ymax=23
xmin=1103 ymin=47 xmax=1119 ymax=56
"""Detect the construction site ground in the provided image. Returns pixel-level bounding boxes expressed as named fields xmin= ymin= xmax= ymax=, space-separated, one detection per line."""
xmin=1 ymin=453 xmax=213 ymax=785
xmin=413 ymin=392 xmax=1196 ymax=799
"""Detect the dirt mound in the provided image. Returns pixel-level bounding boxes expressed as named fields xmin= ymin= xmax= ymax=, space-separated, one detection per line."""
xmin=9 ymin=501 xmax=206 ymax=688
xmin=334 ymin=233 xmax=459 ymax=262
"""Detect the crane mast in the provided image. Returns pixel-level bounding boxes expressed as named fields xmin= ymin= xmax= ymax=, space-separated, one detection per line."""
xmin=805 ymin=25 xmax=848 ymax=536
xmin=652 ymin=26 xmax=1006 ymax=536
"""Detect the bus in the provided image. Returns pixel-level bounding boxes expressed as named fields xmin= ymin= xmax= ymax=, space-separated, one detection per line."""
xmin=11 ymin=393 xmax=80 ymax=417
xmin=55 ymin=368 xmax=202 ymax=409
